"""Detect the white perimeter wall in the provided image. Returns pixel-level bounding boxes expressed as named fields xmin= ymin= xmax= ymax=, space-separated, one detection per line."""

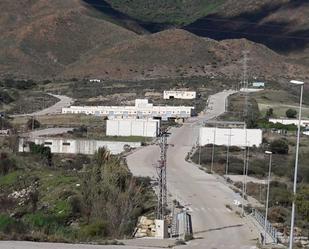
xmin=106 ymin=119 xmax=159 ymax=137
xmin=19 ymin=138 xmax=141 ymax=155
xmin=269 ymin=118 xmax=309 ymax=127
xmin=199 ymin=127 xmax=262 ymax=147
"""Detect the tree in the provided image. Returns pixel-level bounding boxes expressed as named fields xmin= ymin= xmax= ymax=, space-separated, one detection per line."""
xmin=26 ymin=118 xmax=41 ymax=130
xmin=29 ymin=142 xmax=52 ymax=166
xmin=81 ymin=147 xmax=146 ymax=238
xmin=286 ymin=108 xmax=297 ymax=119
xmin=265 ymin=108 xmax=274 ymax=119
xmin=270 ymin=139 xmax=289 ymax=154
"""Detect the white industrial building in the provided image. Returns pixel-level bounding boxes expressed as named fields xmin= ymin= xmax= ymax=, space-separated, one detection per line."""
xmin=199 ymin=127 xmax=262 ymax=147
xmin=163 ymin=90 xmax=196 ymax=100
xmin=62 ymin=99 xmax=194 ymax=120
xmin=106 ymin=119 xmax=160 ymax=137
xmin=19 ymin=137 xmax=141 ymax=155
xmin=269 ymin=118 xmax=309 ymax=127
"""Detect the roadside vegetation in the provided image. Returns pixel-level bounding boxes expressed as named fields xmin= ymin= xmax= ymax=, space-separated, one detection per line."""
xmin=0 ymin=136 xmax=155 ymax=242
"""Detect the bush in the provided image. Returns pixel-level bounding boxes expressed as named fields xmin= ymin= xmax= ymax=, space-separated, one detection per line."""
xmin=29 ymin=143 xmax=52 ymax=166
xmin=26 ymin=118 xmax=41 ymax=130
xmin=286 ymin=108 xmax=297 ymax=118
xmin=0 ymin=214 xmax=25 ymax=234
xmin=0 ymin=153 xmax=16 ymax=176
xmin=79 ymin=222 xmax=109 ymax=238
xmin=270 ymin=139 xmax=289 ymax=154
xmin=0 ymin=90 xmax=14 ymax=104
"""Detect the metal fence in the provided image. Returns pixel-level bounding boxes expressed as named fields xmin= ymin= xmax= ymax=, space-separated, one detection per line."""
xmin=252 ymin=208 xmax=278 ymax=243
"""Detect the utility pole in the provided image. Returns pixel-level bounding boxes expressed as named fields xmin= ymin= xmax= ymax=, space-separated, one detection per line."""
xmin=224 ymin=128 xmax=234 ymax=176
xmin=157 ymin=129 xmax=169 ymax=220
xmin=244 ymin=142 xmax=250 ymax=195
xmin=32 ymin=116 xmax=35 ymax=131
xmin=198 ymin=133 xmax=201 ymax=165
xmin=242 ymin=123 xmax=247 ymax=216
xmin=211 ymin=127 xmax=216 ymax=173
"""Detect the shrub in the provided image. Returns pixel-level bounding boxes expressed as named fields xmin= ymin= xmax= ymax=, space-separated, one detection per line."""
xmin=26 ymin=118 xmax=41 ymax=130
xmin=0 ymin=90 xmax=14 ymax=104
xmin=80 ymin=222 xmax=109 ymax=238
xmin=286 ymin=108 xmax=297 ymax=118
xmin=270 ymin=139 xmax=289 ymax=154
xmin=29 ymin=143 xmax=52 ymax=166
xmin=0 ymin=214 xmax=24 ymax=234
xmin=0 ymin=153 xmax=16 ymax=176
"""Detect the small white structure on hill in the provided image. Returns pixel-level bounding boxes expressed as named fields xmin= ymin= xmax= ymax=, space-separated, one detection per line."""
xmin=269 ymin=118 xmax=309 ymax=127
xmin=89 ymin=79 xmax=101 ymax=83
xmin=62 ymin=99 xmax=194 ymax=120
xmin=107 ymin=119 xmax=160 ymax=137
xmin=199 ymin=127 xmax=262 ymax=147
xmin=252 ymin=82 xmax=265 ymax=88
xmin=163 ymin=90 xmax=196 ymax=100
xmin=19 ymin=137 xmax=141 ymax=155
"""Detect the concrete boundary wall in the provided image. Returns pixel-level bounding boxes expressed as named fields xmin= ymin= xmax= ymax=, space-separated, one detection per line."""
xmin=269 ymin=118 xmax=309 ymax=127
xmin=19 ymin=137 xmax=141 ymax=155
xmin=106 ymin=119 xmax=160 ymax=137
xmin=199 ymin=127 xmax=262 ymax=147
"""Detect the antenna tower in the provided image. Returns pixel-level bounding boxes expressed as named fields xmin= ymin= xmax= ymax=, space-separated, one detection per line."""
xmin=242 ymin=50 xmax=250 ymax=119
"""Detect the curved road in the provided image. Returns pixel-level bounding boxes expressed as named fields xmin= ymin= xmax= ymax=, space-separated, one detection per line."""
xmin=12 ymin=94 xmax=73 ymax=117
xmin=127 ymin=90 xmax=259 ymax=249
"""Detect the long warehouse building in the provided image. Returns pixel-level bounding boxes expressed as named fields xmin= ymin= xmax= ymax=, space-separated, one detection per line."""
xmin=107 ymin=119 xmax=160 ymax=137
xmin=19 ymin=137 xmax=141 ymax=155
xmin=62 ymin=99 xmax=194 ymax=120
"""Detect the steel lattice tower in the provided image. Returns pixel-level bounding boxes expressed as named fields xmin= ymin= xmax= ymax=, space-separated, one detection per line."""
xmin=157 ymin=130 xmax=168 ymax=220
xmin=242 ymin=50 xmax=249 ymax=119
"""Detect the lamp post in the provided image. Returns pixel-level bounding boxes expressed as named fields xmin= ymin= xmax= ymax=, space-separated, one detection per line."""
xmin=224 ymin=128 xmax=234 ymax=176
xmin=264 ymin=150 xmax=272 ymax=245
xmin=242 ymin=123 xmax=247 ymax=216
xmin=289 ymin=80 xmax=304 ymax=249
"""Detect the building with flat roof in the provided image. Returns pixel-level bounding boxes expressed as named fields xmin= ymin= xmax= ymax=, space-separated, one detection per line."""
xmin=62 ymin=99 xmax=194 ymax=120
xmin=19 ymin=137 xmax=141 ymax=155
xmin=163 ymin=90 xmax=196 ymax=100
xmin=106 ymin=118 xmax=160 ymax=137
xmin=252 ymin=82 xmax=265 ymax=88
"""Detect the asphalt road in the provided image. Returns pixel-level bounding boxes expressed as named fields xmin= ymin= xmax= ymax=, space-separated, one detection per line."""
xmin=127 ymin=90 xmax=259 ymax=249
xmin=0 ymin=241 xmax=161 ymax=249
xmin=13 ymin=94 xmax=73 ymax=117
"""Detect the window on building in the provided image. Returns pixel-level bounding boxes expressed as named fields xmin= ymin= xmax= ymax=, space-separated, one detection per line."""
xmin=44 ymin=142 xmax=52 ymax=145
xmin=63 ymin=142 xmax=70 ymax=146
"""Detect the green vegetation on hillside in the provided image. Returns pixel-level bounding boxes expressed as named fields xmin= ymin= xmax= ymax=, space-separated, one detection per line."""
xmin=0 ymin=138 xmax=155 ymax=242
xmin=106 ymin=0 xmax=226 ymax=25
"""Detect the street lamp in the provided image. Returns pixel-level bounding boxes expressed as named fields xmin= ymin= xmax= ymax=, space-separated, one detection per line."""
xmin=264 ymin=150 xmax=272 ymax=245
xmin=289 ymin=80 xmax=304 ymax=249
xmin=211 ymin=127 xmax=216 ymax=173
